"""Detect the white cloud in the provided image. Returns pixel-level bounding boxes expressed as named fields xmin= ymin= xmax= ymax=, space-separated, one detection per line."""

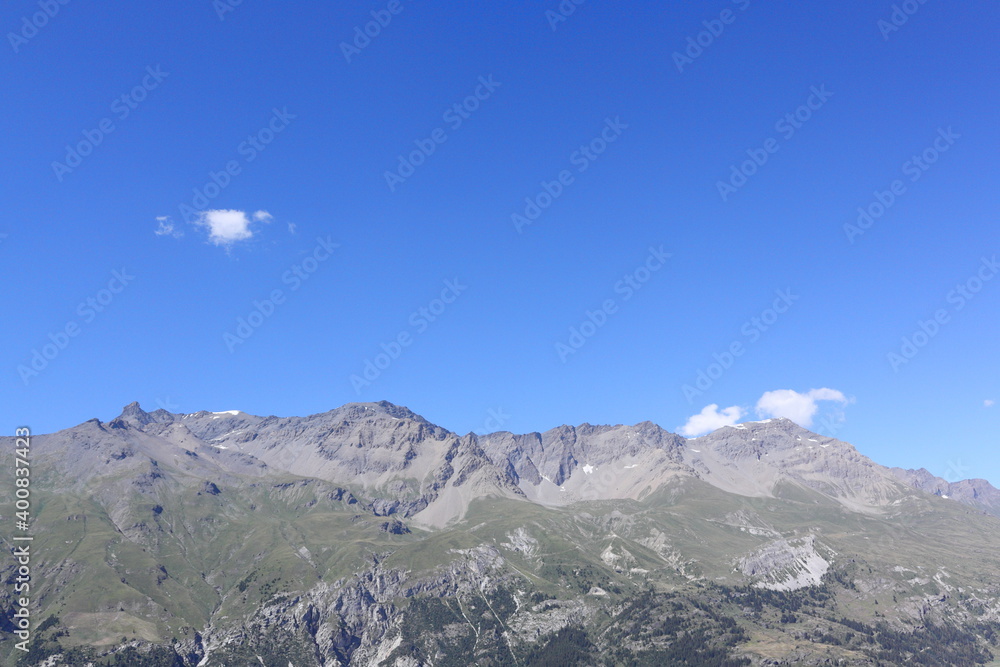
xmin=154 ymin=216 xmax=182 ymax=238
xmin=679 ymin=404 xmax=745 ymax=437
xmin=252 ymin=210 xmax=273 ymax=223
xmin=195 ymin=209 xmax=255 ymax=246
xmin=986 ymin=399 xmax=995 ymax=407
xmin=755 ymin=388 xmax=849 ymax=427
xmin=287 ymin=222 xmax=297 ymax=234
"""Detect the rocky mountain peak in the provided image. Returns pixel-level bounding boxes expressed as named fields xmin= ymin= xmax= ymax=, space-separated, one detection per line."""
xmin=328 ymin=401 xmax=429 ymax=425
xmin=110 ymin=401 xmax=155 ymax=428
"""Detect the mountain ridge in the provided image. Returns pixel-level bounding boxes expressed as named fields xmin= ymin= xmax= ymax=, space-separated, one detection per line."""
xmin=7 ymin=400 xmax=1000 ymax=665
xmin=92 ymin=400 xmax=1000 ymax=521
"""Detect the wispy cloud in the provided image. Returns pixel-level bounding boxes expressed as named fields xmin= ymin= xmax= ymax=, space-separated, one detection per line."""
xmin=154 ymin=216 xmax=182 ymax=238
xmin=252 ymin=210 xmax=273 ymax=223
xmin=986 ymin=399 xmax=995 ymax=408
xmin=679 ymin=404 xmax=744 ymax=437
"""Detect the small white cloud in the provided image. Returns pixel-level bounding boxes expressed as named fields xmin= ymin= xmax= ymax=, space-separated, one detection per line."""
xmin=252 ymin=210 xmax=273 ymax=223
xmin=680 ymin=404 xmax=745 ymax=437
xmin=154 ymin=216 xmax=182 ymax=238
xmin=755 ymin=388 xmax=849 ymax=428
xmin=195 ymin=209 xmax=254 ymax=246
xmin=986 ymin=399 xmax=995 ymax=407
xmin=287 ymin=222 xmax=297 ymax=234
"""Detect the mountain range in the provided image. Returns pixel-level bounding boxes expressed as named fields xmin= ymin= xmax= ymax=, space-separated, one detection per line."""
xmin=3 ymin=401 xmax=1000 ymax=666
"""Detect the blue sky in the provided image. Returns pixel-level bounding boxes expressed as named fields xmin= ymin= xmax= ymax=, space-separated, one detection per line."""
xmin=2 ymin=1 xmax=998 ymax=484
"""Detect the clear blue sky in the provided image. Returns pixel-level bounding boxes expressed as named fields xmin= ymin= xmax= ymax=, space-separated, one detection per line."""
xmin=2 ymin=1 xmax=998 ymax=483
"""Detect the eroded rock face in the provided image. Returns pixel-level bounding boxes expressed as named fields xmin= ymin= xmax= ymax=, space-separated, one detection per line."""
xmin=736 ymin=535 xmax=831 ymax=591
